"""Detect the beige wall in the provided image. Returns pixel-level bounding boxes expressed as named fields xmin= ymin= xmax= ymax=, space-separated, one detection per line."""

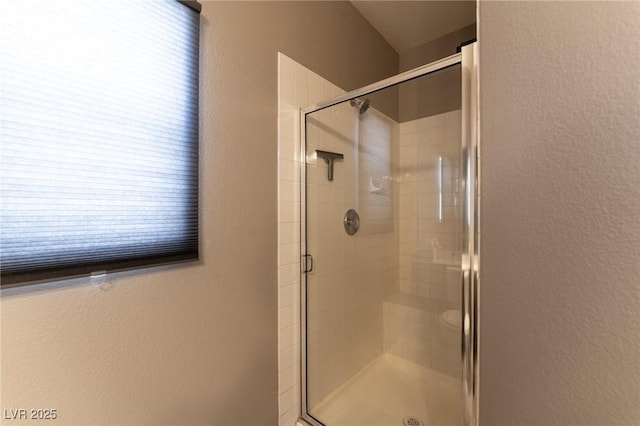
xmin=0 ymin=3 xmax=397 ymax=425
xmin=399 ymin=25 xmax=476 ymax=122
xmin=399 ymin=24 xmax=476 ymax=73
xmin=479 ymin=2 xmax=640 ymax=425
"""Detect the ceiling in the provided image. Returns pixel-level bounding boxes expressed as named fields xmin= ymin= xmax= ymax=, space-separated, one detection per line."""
xmin=350 ymin=1 xmax=476 ymax=54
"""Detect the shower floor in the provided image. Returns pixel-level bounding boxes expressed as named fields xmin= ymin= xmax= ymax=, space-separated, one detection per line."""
xmin=309 ymin=353 xmax=461 ymax=426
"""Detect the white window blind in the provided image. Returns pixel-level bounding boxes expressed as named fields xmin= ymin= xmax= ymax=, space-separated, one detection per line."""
xmin=0 ymin=1 xmax=200 ymax=287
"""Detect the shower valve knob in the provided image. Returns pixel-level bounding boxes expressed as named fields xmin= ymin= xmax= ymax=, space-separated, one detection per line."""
xmin=343 ymin=209 xmax=360 ymax=235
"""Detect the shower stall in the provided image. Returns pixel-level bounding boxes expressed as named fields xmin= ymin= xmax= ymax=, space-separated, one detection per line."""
xmin=298 ymin=44 xmax=478 ymax=426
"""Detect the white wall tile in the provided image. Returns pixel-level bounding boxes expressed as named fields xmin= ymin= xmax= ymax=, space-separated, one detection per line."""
xmin=278 ymin=180 xmax=298 ymax=203
xmin=279 ymin=302 xmax=299 ymax=331
xmin=278 ymin=159 xmax=299 ymax=182
xmin=279 ymin=343 xmax=300 ymax=372
xmin=278 ymin=242 xmax=299 ymax=267
xmin=278 ymin=201 xmax=298 ymax=224
xmin=278 ymin=222 xmax=300 ymax=245
xmin=294 ymin=65 xmax=309 ymax=107
xmin=279 ymin=283 xmax=300 ymax=309
xmin=279 ymin=323 xmax=300 ymax=350
xmin=279 ymin=408 xmax=299 ymax=426
xmin=277 ymin=53 xmax=304 ymax=426
xmin=279 ymin=364 xmax=297 ymax=393
xmin=279 ymin=262 xmax=299 ymax=287
xmin=278 ymin=384 xmax=299 ymax=416
xmin=308 ymin=71 xmax=323 ymax=106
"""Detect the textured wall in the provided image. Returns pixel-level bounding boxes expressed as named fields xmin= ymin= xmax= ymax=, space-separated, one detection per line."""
xmin=479 ymin=2 xmax=640 ymax=425
xmin=0 ymin=3 xmax=397 ymax=425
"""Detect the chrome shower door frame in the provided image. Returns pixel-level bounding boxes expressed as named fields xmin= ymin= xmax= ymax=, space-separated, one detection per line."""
xmin=460 ymin=42 xmax=480 ymax=426
xmin=299 ymin=43 xmax=479 ymax=426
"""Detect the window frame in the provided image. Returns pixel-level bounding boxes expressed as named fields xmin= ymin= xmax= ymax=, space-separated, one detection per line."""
xmin=0 ymin=0 xmax=202 ymax=289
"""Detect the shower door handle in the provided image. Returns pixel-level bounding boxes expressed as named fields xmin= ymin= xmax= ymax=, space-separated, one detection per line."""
xmin=303 ymin=254 xmax=313 ymax=273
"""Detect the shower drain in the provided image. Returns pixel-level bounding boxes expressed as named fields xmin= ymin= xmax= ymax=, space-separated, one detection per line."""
xmin=403 ymin=416 xmax=425 ymax=426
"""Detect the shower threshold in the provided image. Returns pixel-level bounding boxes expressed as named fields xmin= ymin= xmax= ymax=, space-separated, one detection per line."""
xmin=308 ymin=353 xmax=461 ymax=426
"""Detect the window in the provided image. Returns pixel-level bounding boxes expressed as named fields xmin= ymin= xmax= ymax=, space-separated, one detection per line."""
xmin=0 ymin=1 xmax=201 ymax=288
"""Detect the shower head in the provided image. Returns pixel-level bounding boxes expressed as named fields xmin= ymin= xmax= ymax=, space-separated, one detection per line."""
xmin=350 ymin=98 xmax=370 ymax=114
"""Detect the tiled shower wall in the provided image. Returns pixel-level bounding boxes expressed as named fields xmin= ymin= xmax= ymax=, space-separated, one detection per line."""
xmin=384 ymin=111 xmax=463 ymax=378
xmin=277 ymin=53 xmax=327 ymax=426
xmin=397 ymin=111 xmax=462 ymax=301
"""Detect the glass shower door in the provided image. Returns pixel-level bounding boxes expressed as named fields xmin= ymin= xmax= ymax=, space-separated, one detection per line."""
xmin=301 ymin=46 xmax=477 ymax=426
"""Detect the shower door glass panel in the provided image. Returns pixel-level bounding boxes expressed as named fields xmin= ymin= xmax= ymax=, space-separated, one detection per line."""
xmin=304 ymin=64 xmax=464 ymax=426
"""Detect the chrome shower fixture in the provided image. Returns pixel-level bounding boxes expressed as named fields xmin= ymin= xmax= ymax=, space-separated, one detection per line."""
xmin=350 ymin=97 xmax=370 ymax=114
